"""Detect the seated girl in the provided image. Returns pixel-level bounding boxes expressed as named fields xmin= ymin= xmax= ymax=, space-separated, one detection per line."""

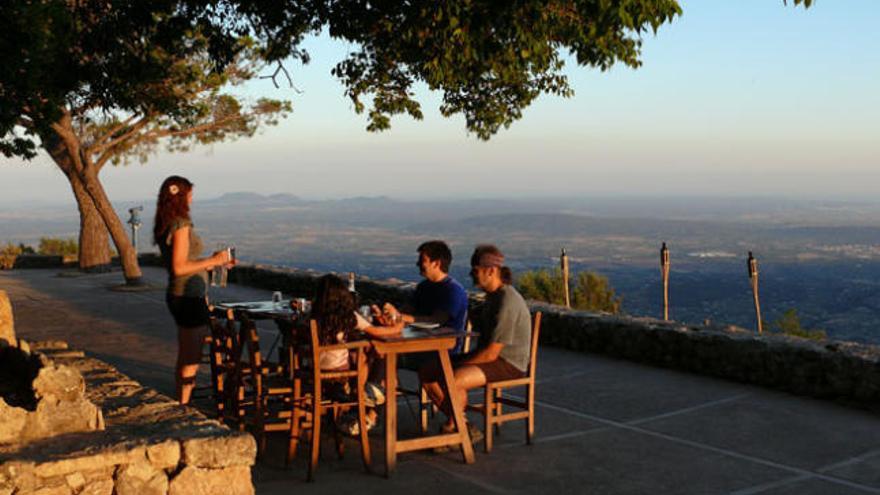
xmin=310 ymin=274 xmax=402 ymax=433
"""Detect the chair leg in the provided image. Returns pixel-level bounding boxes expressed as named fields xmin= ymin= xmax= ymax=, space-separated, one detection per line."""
xmin=287 ymin=375 xmax=303 ymax=465
xmin=333 ymin=409 xmax=345 ymax=459
xmin=526 ymin=383 xmax=535 ymax=445
xmin=235 ymin=382 xmax=246 ymax=432
xmin=357 ymin=354 xmax=372 ymax=472
xmin=214 ymin=371 xmax=225 ymax=420
xmin=308 ymin=402 xmax=321 ymax=482
xmin=419 ymin=381 xmax=429 ymax=434
xmin=287 ymin=405 xmax=302 ymax=466
xmin=254 ymin=378 xmax=266 ymax=456
xmin=484 ymin=385 xmax=494 ymax=453
xmin=493 ymin=388 xmax=503 ymax=436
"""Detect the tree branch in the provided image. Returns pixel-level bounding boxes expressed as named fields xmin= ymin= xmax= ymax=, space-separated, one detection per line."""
xmin=92 ymin=116 xmax=154 ymax=169
xmin=90 ymin=114 xmax=139 ymax=150
xmin=90 ymin=115 xmax=151 ymax=156
xmin=142 ymin=113 xmax=247 ymax=142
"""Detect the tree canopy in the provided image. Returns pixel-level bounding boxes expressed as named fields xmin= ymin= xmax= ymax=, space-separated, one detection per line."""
xmin=2 ymin=0 xmax=691 ymax=160
xmin=2 ymin=0 xmax=820 ymax=158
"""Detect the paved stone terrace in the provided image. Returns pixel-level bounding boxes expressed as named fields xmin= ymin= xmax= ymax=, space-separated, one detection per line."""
xmin=2 ymin=268 xmax=879 ymax=495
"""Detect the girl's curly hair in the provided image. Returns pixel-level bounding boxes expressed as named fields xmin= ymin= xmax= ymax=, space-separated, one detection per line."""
xmin=311 ymin=274 xmax=357 ymax=345
xmin=153 ymin=175 xmax=193 ymax=245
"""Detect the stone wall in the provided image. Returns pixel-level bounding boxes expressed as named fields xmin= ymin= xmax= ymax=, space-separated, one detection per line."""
xmin=533 ymin=306 xmax=880 ymax=408
xmin=0 ymin=346 xmax=103 ymax=444
xmin=227 ymin=263 xmax=880 ymax=410
xmin=0 ymin=291 xmax=14 ymax=347
xmin=0 ymin=342 xmax=255 ymax=495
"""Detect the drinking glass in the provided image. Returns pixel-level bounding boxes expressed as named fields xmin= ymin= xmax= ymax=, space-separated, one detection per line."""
xmin=213 ymin=243 xmax=229 ymax=288
xmin=358 ymin=305 xmax=372 ymax=323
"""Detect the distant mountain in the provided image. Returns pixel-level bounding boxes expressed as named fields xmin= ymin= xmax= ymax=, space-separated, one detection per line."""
xmin=405 ymin=212 xmax=753 ymax=239
xmin=207 ymin=192 xmax=302 ymax=205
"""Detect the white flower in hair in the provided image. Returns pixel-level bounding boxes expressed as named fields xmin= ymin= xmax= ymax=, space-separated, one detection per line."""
xmin=169 ymin=184 xmax=179 ymax=195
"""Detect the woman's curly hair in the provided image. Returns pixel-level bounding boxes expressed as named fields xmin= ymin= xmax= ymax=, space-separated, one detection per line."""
xmin=311 ymin=274 xmax=357 ymax=345
xmin=153 ymin=176 xmax=193 ymax=245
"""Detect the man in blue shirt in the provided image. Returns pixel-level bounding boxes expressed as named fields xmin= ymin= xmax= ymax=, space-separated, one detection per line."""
xmin=382 ymin=240 xmax=469 ymax=354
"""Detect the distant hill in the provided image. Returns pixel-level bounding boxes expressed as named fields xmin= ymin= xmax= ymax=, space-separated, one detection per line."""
xmin=405 ymin=212 xmax=749 ymax=238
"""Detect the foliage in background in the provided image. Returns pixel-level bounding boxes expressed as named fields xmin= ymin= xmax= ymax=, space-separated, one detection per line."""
xmin=770 ymin=308 xmax=826 ymax=341
xmin=572 ymin=271 xmax=623 ymax=314
xmin=1 ymin=242 xmax=35 ymax=269
xmin=517 ymin=268 xmax=622 ymax=314
xmin=1 ymin=243 xmax=35 ymax=256
xmin=38 ymin=238 xmax=78 ymax=257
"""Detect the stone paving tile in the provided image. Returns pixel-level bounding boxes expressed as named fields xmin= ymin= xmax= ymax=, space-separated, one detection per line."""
xmin=424 ymin=427 xmax=791 ymax=495
xmin=750 ymin=477 xmax=877 ymax=495
xmin=536 ymin=361 xmax=750 ymax=423
xmin=255 ymin=457 xmax=501 ymax=495
xmin=822 ymin=450 xmax=880 ymax=490
xmin=638 ymin=391 xmax=880 ymax=472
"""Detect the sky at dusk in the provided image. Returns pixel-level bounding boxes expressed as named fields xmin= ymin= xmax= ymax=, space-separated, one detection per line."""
xmin=2 ymin=0 xmax=878 ymax=205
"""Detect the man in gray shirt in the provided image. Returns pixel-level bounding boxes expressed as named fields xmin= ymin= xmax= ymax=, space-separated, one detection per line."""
xmin=420 ymin=244 xmax=532 ymax=438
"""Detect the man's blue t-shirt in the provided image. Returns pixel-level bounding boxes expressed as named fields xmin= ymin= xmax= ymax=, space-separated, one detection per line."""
xmin=413 ymin=276 xmax=469 ymax=354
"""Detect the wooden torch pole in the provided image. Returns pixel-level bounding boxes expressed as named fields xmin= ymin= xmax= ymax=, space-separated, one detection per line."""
xmin=560 ymin=248 xmax=571 ymax=308
xmin=748 ymin=251 xmax=763 ymax=334
xmin=661 ymin=242 xmax=670 ymax=321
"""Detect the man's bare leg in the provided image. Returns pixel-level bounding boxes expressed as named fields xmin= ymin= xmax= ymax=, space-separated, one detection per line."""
xmin=441 ymin=365 xmax=487 ymax=429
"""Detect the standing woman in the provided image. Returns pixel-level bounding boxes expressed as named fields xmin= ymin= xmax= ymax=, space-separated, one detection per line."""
xmin=153 ymin=176 xmax=233 ymax=404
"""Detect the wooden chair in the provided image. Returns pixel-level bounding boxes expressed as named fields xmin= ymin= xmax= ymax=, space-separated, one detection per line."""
xmin=206 ymin=310 xmax=234 ymax=419
xmin=287 ymin=319 xmax=372 ymax=481
xmin=467 ymin=311 xmax=542 ymax=452
xmin=239 ymin=316 xmax=294 ymax=455
xmin=206 ymin=308 xmax=254 ymax=428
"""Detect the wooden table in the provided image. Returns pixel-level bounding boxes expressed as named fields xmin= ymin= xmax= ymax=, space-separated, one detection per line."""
xmin=212 ymin=299 xmax=302 ymax=363
xmin=371 ymin=326 xmax=476 ymax=477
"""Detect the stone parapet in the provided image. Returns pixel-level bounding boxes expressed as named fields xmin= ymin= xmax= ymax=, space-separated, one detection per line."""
xmin=224 ymin=263 xmax=880 ymax=410
xmin=533 ymin=306 xmax=880 ymax=409
xmin=0 ymin=342 xmax=255 ymax=495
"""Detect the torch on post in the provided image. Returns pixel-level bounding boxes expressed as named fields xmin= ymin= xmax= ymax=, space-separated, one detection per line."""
xmin=127 ymin=206 xmax=143 ymax=253
xmin=660 ymin=242 xmax=670 ymax=321
xmin=560 ymin=248 xmax=571 ymax=309
xmin=748 ymin=251 xmax=763 ymax=334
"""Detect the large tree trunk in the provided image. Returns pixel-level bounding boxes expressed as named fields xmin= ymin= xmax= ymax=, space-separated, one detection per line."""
xmin=45 ymin=137 xmax=112 ymax=271
xmin=79 ymin=167 xmax=143 ymax=284
xmin=70 ymin=169 xmax=112 ymax=271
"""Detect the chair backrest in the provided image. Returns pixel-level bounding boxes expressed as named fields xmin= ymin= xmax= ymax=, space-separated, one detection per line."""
xmin=308 ymin=319 xmax=323 ymax=373
xmin=306 ymin=319 xmax=363 ymax=387
xmin=527 ymin=311 xmax=542 ymax=379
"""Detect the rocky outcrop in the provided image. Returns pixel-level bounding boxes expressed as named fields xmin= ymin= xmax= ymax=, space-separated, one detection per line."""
xmin=0 ymin=346 xmax=103 ymax=444
xmin=0 ymin=342 xmax=256 ymax=495
xmin=0 ymin=290 xmax=14 ymax=347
